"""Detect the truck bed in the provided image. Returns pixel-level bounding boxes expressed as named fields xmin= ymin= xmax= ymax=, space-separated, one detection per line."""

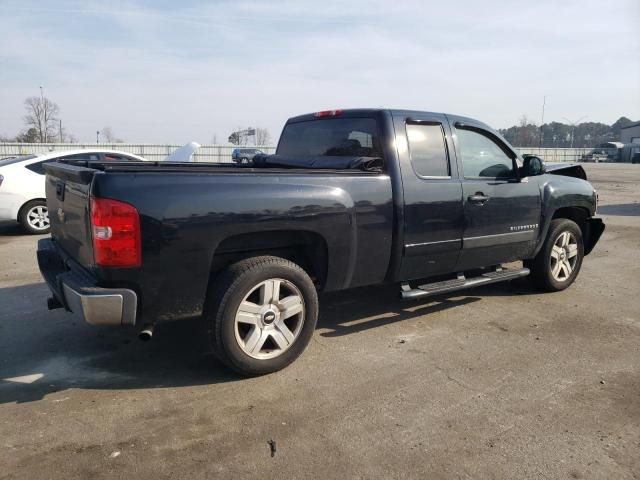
xmin=42 ymin=160 xmax=395 ymax=324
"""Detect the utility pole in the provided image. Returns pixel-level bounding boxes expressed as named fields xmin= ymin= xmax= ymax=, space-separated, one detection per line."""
xmin=538 ymin=95 xmax=546 ymax=148
xmin=59 ymin=119 xmax=63 ymax=143
xmin=96 ymin=130 xmax=100 ymax=143
xmin=40 ymin=86 xmax=46 ymax=142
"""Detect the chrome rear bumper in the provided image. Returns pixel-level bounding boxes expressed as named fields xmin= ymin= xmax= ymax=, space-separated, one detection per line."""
xmin=37 ymin=238 xmax=137 ymax=326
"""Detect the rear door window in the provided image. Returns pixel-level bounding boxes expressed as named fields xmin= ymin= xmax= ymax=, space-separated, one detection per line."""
xmin=406 ymin=123 xmax=450 ymax=177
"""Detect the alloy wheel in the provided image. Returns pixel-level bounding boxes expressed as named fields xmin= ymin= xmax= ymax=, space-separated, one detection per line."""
xmin=27 ymin=205 xmax=49 ymax=231
xmin=550 ymin=231 xmax=578 ymax=282
xmin=234 ymin=278 xmax=305 ymax=359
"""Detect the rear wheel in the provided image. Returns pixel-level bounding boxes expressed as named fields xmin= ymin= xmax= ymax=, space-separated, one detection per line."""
xmin=204 ymin=256 xmax=318 ymax=376
xmin=528 ymin=218 xmax=584 ymax=292
xmin=19 ymin=200 xmax=50 ymax=234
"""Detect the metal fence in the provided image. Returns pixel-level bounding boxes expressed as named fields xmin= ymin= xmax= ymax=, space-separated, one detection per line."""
xmin=0 ymin=143 xmax=618 ymax=164
xmin=515 ymin=148 xmax=618 ymax=163
xmin=0 ymin=143 xmax=276 ymax=163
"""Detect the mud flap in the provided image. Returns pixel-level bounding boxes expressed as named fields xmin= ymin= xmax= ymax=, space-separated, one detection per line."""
xmin=584 ymin=218 xmax=605 ymax=255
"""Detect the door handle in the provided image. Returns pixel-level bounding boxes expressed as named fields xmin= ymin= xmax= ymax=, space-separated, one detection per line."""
xmin=468 ymin=193 xmax=489 ymax=204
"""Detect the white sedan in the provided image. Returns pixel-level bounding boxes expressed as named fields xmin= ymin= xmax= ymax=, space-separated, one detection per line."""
xmin=0 ymin=149 xmax=147 ymax=234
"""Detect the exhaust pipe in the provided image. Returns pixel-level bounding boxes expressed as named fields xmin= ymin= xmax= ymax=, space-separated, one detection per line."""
xmin=139 ymin=323 xmax=155 ymax=341
xmin=47 ymin=296 xmax=63 ymax=310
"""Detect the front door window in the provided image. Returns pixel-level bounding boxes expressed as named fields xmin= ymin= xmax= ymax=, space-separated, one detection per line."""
xmin=457 ymin=129 xmax=514 ymax=179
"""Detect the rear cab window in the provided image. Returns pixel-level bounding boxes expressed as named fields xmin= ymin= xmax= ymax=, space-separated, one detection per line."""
xmin=277 ymin=117 xmax=382 ymax=160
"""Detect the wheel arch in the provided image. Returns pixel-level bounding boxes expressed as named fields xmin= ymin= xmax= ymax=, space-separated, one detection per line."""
xmin=208 ymin=229 xmax=329 ymax=291
xmin=531 ymin=205 xmax=592 ymax=258
xmin=552 ymin=206 xmax=589 ymax=231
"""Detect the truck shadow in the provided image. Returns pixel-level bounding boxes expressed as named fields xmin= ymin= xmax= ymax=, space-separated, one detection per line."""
xmin=318 ymin=277 xmax=532 ymax=337
xmin=0 ymin=278 xmax=535 ymax=404
xmin=0 ymin=283 xmax=237 ymax=404
xmin=0 ymin=221 xmax=28 ymax=236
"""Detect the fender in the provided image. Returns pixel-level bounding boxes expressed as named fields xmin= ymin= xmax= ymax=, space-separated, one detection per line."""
xmin=532 ymin=174 xmax=598 ymax=257
xmin=208 ymin=183 xmax=358 ymax=291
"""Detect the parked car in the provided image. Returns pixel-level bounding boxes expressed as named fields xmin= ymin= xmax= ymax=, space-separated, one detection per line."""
xmin=0 ymin=149 xmax=146 ymax=234
xmin=580 ymin=142 xmax=622 ymax=162
xmin=231 ymin=148 xmax=264 ymax=164
xmin=38 ymin=109 xmax=604 ymax=376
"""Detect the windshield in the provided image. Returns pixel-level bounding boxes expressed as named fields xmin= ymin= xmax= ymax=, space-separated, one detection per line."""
xmin=277 ymin=118 xmax=382 ymax=157
xmin=0 ymin=154 xmax=37 ymax=167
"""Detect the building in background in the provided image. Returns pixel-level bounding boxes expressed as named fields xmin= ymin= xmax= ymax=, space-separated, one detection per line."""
xmin=621 ymin=122 xmax=640 ymax=144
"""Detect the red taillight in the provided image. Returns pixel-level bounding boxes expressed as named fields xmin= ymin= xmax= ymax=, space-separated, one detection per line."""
xmin=90 ymin=197 xmax=141 ymax=267
xmin=314 ymin=109 xmax=343 ymax=118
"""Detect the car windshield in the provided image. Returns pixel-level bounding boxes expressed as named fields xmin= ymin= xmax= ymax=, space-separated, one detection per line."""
xmin=0 ymin=154 xmax=37 ymax=167
xmin=277 ymin=118 xmax=382 ymax=157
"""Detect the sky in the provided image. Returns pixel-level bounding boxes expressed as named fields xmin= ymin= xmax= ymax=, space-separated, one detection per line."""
xmin=1 ymin=0 xmax=639 ymax=144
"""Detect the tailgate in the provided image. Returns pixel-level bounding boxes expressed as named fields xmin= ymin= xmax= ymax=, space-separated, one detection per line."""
xmin=43 ymin=162 xmax=97 ymax=269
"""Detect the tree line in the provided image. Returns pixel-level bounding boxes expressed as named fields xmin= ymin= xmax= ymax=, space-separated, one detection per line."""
xmin=499 ymin=115 xmax=637 ymax=148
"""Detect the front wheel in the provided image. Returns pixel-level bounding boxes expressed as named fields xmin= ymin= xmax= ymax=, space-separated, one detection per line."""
xmin=204 ymin=256 xmax=318 ymax=376
xmin=527 ymin=218 xmax=584 ymax=292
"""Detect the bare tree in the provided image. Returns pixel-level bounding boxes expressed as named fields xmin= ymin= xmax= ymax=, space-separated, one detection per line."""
xmin=101 ymin=126 xmax=124 ymax=143
xmin=255 ymin=128 xmax=271 ymax=146
xmin=228 ymin=131 xmax=242 ymax=145
xmin=228 ymin=126 xmax=250 ymax=146
xmin=23 ymin=96 xmax=59 ymax=143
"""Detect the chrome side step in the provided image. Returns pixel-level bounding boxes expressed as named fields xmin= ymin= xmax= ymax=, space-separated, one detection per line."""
xmin=401 ymin=267 xmax=530 ymax=299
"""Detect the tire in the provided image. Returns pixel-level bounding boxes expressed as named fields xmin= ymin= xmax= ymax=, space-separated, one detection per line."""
xmin=528 ymin=219 xmax=584 ymax=292
xmin=18 ymin=200 xmax=50 ymax=234
xmin=204 ymin=256 xmax=319 ymax=376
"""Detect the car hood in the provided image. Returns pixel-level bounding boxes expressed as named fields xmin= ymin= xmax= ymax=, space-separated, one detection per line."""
xmin=545 ymin=162 xmax=587 ymax=180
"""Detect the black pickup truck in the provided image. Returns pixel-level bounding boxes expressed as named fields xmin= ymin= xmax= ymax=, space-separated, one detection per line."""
xmin=37 ymin=109 xmax=604 ymax=376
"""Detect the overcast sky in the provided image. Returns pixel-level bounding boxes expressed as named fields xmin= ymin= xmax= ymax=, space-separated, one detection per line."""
xmin=1 ymin=0 xmax=639 ymax=143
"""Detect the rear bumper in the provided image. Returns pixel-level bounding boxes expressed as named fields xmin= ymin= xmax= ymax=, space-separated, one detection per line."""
xmin=37 ymin=238 xmax=137 ymax=326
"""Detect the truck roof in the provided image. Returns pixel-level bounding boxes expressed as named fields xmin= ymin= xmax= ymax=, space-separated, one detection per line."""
xmin=286 ymin=108 xmax=496 ymax=136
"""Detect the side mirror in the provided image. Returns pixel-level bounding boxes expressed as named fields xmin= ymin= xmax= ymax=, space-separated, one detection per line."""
xmin=521 ymin=155 xmax=546 ymax=177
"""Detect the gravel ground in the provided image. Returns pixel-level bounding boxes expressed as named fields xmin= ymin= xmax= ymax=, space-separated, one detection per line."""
xmin=0 ymin=163 xmax=638 ymax=479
